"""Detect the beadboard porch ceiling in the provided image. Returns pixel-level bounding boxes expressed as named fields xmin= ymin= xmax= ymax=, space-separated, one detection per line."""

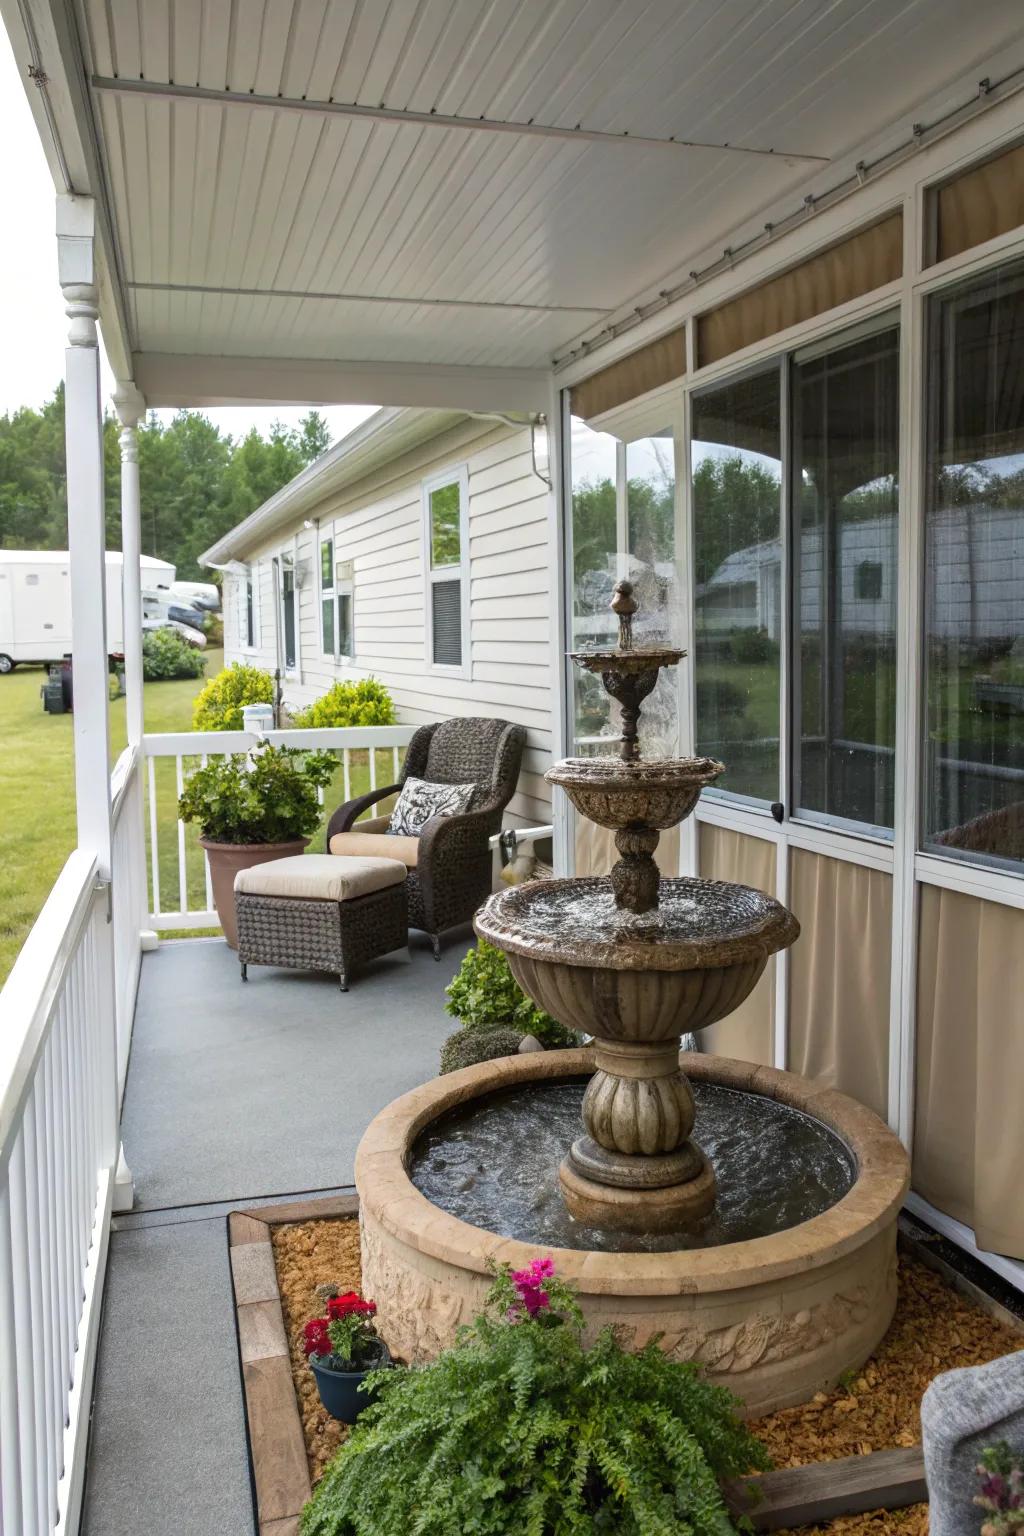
xmin=5 ymin=0 xmax=1024 ymax=408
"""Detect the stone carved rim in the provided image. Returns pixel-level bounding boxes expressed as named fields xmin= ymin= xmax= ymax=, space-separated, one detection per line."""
xmin=569 ymin=646 xmax=685 ymax=675
xmin=474 ymin=876 xmax=800 ymax=971
xmin=355 ymin=1048 xmax=909 ymax=1299
xmin=545 ymin=755 xmax=725 ymax=791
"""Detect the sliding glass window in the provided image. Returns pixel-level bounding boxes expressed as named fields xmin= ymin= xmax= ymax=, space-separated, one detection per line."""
xmin=692 ymin=369 xmax=782 ymax=800
xmin=791 ymin=324 xmax=900 ymax=831
xmin=923 ymin=258 xmax=1024 ymax=869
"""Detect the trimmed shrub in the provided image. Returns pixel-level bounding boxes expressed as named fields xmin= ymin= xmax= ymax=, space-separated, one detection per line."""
xmin=290 ymin=677 xmax=396 ymax=729
xmin=203 ymin=611 xmax=225 ymax=648
xmin=439 ymin=1026 xmax=524 ymax=1075
xmin=142 ymin=627 xmax=207 ymax=682
xmin=445 ymin=940 xmax=579 ymax=1049
xmin=730 ymin=628 xmax=776 ymax=664
xmin=300 ymin=1258 xmax=769 ymax=1536
xmin=192 ymin=662 xmax=274 ymax=731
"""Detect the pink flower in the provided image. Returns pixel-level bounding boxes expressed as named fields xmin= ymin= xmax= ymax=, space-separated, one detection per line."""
xmin=509 ymin=1256 xmax=556 ymax=1318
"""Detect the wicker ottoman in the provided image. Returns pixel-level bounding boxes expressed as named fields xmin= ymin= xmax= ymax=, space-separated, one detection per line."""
xmin=233 ymin=854 xmax=408 ymax=991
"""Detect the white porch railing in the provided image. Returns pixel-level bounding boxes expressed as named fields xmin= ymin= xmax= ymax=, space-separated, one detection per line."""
xmin=0 ymin=854 xmax=116 ymax=1534
xmin=142 ymin=725 xmax=418 ymax=929
xmin=0 ymin=747 xmax=147 ymax=1535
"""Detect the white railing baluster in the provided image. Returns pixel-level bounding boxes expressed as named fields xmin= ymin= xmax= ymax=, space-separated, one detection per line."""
xmin=175 ymin=755 xmax=187 ymax=915
xmin=392 ymin=746 xmax=400 ymax=779
xmin=369 ymin=750 xmax=377 ymax=791
xmin=0 ymin=1177 xmax=24 ymax=1533
xmin=201 ymin=755 xmax=213 ymax=911
xmin=9 ymin=1133 xmax=41 ymax=1535
xmin=148 ymin=753 xmax=161 ymax=917
xmin=343 ymin=748 xmax=351 ymax=802
xmin=32 ymin=1073 xmax=58 ymax=1522
xmin=22 ymin=1090 xmax=51 ymax=1528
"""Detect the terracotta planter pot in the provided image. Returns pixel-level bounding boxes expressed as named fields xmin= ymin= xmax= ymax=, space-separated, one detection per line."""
xmin=199 ymin=837 xmax=309 ymax=948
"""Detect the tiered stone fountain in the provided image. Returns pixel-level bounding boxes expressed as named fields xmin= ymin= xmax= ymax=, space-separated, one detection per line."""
xmin=479 ymin=580 xmax=797 ymax=1234
xmin=356 ymin=584 xmax=910 ymax=1413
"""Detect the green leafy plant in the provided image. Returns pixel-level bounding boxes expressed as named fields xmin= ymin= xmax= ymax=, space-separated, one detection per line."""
xmin=439 ymin=1026 xmax=525 ymax=1075
xmin=142 ymin=627 xmax=207 ymax=681
xmin=178 ymin=739 xmax=335 ymax=844
xmin=291 ymin=678 xmax=396 ymax=729
xmin=975 ymin=1443 xmax=1024 ymax=1536
xmin=445 ymin=940 xmax=578 ymax=1049
xmin=202 ymin=611 xmax=225 ymax=648
xmin=192 ymin=662 xmax=275 ymax=731
xmin=301 ymin=1257 xmax=769 ymax=1536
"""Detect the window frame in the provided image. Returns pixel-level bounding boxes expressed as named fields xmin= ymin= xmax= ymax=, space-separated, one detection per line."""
xmin=277 ymin=538 xmax=301 ymax=680
xmin=238 ymin=564 xmax=259 ymax=653
xmin=421 ymin=464 xmax=471 ymax=680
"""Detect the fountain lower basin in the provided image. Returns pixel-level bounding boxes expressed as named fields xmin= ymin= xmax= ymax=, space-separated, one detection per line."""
xmin=356 ymin=1047 xmax=909 ymax=1416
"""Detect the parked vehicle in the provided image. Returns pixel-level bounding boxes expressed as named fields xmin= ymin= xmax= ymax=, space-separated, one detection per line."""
xmin=170 ymin=579 xmax=220 ymax=612
xmin=0 ymin=550 xmax=175 ymax=673
xmin=142 ymin=618 xmax=207 ymax=648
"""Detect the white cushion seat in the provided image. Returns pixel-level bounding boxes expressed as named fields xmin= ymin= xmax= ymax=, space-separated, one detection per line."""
xmin=234 ymin=853 xmax=406 ymax=902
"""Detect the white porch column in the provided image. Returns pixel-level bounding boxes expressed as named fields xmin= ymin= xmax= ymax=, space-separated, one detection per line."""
xmin=113 ymin=384 xmax=146 ymax=748
xmin=57 ymin=195 xmax=134 ymax=1210
xmin=58 ymin=195 xmax=112 ymax=873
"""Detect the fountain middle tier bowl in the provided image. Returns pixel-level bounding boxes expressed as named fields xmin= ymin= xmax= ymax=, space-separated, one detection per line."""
xmin=545 ymin=755 xmax=724 ymax=830
xmin=355 ymin=1049 xmax=910 ymax=1416
xmin=474 ymin=876 xmax=799 ymax=1040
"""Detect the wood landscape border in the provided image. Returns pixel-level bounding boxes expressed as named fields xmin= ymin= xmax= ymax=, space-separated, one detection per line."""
xmin=228 ymin=1200 xmax=1023 ymax=1533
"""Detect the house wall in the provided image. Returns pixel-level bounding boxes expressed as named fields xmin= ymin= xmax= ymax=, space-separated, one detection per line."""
xmin=223 ymin=420 xmax=553 ymax=828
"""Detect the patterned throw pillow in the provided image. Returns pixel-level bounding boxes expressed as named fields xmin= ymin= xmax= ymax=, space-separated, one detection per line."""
xmin=388 ymin=776 xmax=476 ymax=837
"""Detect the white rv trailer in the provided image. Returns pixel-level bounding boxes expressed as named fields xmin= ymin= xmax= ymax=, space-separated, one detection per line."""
xmin=0 ymin=549 xmax=175 ymax=672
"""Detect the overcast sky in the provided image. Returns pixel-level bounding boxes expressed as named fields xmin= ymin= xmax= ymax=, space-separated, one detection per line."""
xmin=0 ymin=22 xmax=376 ymax=445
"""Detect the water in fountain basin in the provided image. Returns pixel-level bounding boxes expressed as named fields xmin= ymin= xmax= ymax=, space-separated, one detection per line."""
xmin=410 ymin=1078 xmax=855 ymax=1254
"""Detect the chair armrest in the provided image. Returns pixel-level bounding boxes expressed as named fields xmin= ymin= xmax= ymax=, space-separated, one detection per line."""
xmin=325 ymin=784 xmax=402 ymax=846
xmin=417 ymin=805 xmax=500 ymax=865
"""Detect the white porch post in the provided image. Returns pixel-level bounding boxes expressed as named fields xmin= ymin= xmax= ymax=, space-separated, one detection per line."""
xmin=57 ymin=194 xmax=134 ymax=1210
xmin=113 ymin=385 xmax=146 ymax=748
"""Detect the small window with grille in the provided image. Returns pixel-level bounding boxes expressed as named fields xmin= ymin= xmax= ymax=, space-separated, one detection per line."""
xmin=422 ymin=468 xmax=469 ymax=675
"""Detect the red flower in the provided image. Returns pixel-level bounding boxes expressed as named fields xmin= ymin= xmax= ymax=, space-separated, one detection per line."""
xmin=327 ymin=1292 xmax=377 ymax=1320
xmin=303 ymin=1318 xmax=331 ymax=1358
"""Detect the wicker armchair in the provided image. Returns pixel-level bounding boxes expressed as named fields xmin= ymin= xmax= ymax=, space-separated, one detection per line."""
xmin=326 ymin=717 xmax=526 ymax=957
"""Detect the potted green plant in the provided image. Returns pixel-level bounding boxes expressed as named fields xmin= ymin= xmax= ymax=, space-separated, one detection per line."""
xmin=303 ymin=1292 xmax=391 ymax=1424
xmin=178 ymin=740 xmax=335 ymax=948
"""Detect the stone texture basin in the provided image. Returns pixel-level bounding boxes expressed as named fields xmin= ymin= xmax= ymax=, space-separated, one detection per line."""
xmin=355 ymin=1048 xmax=910 ymax=1416
xmin=546 ymin=756 xmax=725 ymax=831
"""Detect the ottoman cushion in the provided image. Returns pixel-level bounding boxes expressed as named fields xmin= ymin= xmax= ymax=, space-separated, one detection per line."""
xmin=329 ymin=831 xmax=420 ymax=867
xmin=234 ymin=853 xmax=406 ymax=902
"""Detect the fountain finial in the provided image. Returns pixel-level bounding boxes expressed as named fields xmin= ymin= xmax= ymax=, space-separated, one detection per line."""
xmin=610 ymin=579 xmax=637 ymax=651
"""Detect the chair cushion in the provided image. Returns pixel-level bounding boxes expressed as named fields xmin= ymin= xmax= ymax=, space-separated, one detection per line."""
xmin=329 ymin=831 xmax=419 ymax=867
xmin=389 ymin=775 xmax=475 ymax=836
xmin=234 ymin=853 xmax=406 ymax=901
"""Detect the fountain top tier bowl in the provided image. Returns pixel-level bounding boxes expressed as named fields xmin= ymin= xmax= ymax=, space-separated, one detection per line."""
xmin=546 ymin=754 xmax=725 ymax=831
xmin=476 ymin=874 xmax=799 ymax=974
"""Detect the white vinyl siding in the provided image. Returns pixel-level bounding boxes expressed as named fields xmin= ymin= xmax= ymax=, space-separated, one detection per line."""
xmin=223 ymin=420 xmax=553 ymax=827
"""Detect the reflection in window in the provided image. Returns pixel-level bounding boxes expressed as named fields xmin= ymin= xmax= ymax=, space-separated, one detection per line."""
xmin=793 ymin=326 xmax=899 ymax=830
xmin=692 ymin=370 xmax=782 ymax=800
xmin=570 ymin=420 xmax=679 ymax=756
xmin=925 ymin=260 xmax=1024 ymax=868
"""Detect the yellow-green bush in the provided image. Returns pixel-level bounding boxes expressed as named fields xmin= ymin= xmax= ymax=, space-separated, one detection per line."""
xmin=290 ymin=677 xmax=395 ymax=729
xmin=192 ymin=662 xmax=274 ymax=731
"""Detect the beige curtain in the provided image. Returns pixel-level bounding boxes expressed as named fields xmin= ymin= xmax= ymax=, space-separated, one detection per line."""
xmin=570 ymin=326 xmax=686 ymax=422
xmin=934 ymin=140 xmax=1024 ymax=264
xmin=697 ymin=212 xmax=903 ymax=367
xmin=787 ymin=849 xmax=891 ymax=1120
xmin=914 ymin=886 xmax=1024 ymax=1259
xmin=696 ymin=826 xmax=776 ymax=1065
xmin=575 ymin=821 xmax=679 ymax=880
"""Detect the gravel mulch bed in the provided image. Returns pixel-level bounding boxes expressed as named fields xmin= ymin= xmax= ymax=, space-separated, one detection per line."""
xmin=271 ymin=1216 xmax=362 ymax=1484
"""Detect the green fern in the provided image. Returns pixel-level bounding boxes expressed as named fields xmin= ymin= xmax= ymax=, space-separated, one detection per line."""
xmin=300 ymin=1266 xmax=768 ymax=1536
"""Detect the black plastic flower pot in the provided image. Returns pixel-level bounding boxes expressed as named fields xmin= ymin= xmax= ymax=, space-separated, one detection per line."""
xmin=310 ymin=1344 xmax=392 ymax=1423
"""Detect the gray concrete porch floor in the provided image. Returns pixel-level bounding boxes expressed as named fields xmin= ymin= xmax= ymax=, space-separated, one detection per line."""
xmin=82 ymin=929 xmax=464 ymax=1536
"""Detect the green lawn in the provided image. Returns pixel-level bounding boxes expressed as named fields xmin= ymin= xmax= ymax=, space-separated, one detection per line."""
xmin=0 ymin=651 xmax=393 ymax=984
